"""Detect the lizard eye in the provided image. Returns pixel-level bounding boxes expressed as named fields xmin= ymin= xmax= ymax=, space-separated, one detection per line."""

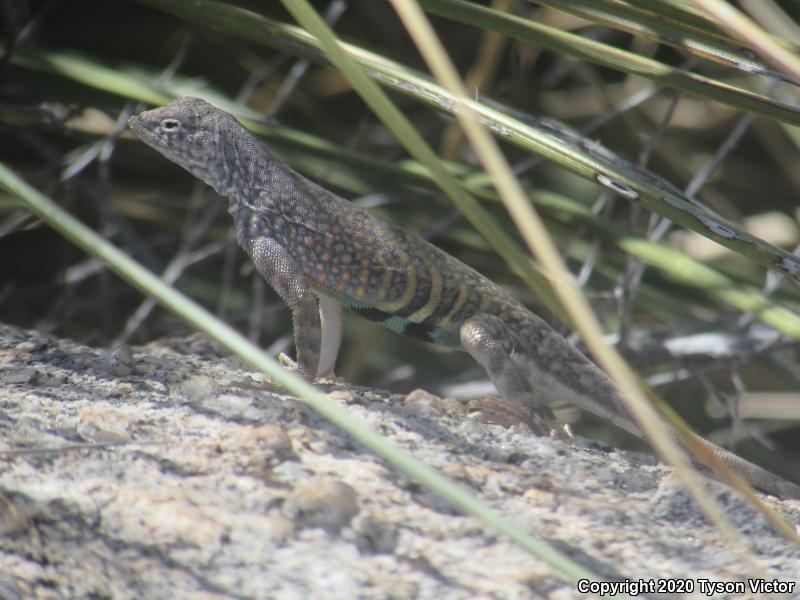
xmin=160 ymin=118 xmax=181 ymax=132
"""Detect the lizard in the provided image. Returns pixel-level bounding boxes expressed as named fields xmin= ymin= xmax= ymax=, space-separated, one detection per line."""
xmin=128 ymin=96 xmax=800 ymax=500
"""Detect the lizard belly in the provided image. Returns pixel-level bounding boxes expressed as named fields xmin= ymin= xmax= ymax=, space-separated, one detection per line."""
xmin=322 ymin=289 xmax=462 ymax=348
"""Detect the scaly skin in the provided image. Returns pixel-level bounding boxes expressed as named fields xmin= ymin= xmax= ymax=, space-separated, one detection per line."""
xmin=129 ymin=97 xmax=800 ymax=499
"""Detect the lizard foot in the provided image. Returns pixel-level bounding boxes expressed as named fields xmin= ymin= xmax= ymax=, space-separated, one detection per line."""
xmin=278 ymin=353 xmax=340 ymax=383
xmin=278 ymin=352 xmax=300 ymax=371
xmin=277 ymin=352 xmax=317 ymax=381
xmin=467 ymin=395 xmax=572 ymax=442
xmin=315 ymin=371 xmax=343 ymax=384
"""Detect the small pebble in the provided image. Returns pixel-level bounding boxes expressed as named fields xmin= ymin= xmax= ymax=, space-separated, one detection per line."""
xmin=326 ymin=389 xmax=361 ymax=405
xmin=175 ymin=375 xmax=218 ymax=402
xmin=404 ymin=389 xmax=443 ymax=417
xmin=108 ymin=347 xmax=135 ymax=376
xmin=5 ymin=368 xmax=38 ymax=385
xmin=283 ymin=480 xmax=358 ymax=532
xmin=349 ymin=512 xmax=398 ymax=554
xmin=77 ymin=407 xmax=131 ymax=443
xmin=0 ymin=493 xmax=31 ymax=536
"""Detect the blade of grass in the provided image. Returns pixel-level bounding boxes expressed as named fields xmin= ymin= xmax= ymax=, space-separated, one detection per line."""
xmin=525 ymin=0 xmax=798 ymax=85
xmin=439 ymin=0 xmax=511 ymax=158
xmin=689 ymin=0 xmax=800 ymax=84
xmin=622 ymin=0 xmax=730 ymax=36
xmin=11 ymin=50 xmax=171 ymax=106
xmin=0 ymin=160 xmax=605 ymax=585
xmin=740 ymin=0 xmax=800 ymax=46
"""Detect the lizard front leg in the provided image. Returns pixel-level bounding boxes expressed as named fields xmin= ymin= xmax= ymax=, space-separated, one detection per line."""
xmin=460 ymin=314 xmax=568 ymax=439
xmin=248 ymin=237 xmax=321 ymax=379
xmin=316 ymin=293 xmax=343 ymax=379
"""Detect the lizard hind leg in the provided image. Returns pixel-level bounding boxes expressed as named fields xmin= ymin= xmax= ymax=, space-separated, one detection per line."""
xmin=460 ymin=314 xmax=568 ymax=439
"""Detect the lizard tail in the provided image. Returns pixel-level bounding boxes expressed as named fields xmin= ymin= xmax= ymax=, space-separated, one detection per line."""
xmin=544 ymin=346 xmax=800 ymax=499
xmin=687 ymin=430 xmax=800 ymax=500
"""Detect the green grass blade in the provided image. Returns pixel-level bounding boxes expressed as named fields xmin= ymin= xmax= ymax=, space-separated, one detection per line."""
xmin=525 ymin=0 xmax=797 ymax=84
xmin=689 ymin=0 xmax=800 ymax=84
xmin=622 ymin=0 xmax=736 ymax=36
xmin=11 ymin=50 xmax=171 ymax=106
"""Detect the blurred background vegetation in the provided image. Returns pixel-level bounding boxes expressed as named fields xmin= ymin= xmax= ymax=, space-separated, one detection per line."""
xmin=2 ymin=0 xmax=800 ymax=479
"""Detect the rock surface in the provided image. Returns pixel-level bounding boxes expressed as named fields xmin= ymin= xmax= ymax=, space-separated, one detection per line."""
xmin=0 ymin=323 xmax=798 ymax=599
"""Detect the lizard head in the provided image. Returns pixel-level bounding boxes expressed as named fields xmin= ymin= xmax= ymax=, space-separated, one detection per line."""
xmin=128 ymin=97 xmax=239 ymax=193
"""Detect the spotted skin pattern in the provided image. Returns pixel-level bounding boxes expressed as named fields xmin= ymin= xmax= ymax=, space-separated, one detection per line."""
xmin=129 ymin=97 xmax=800 ymax=499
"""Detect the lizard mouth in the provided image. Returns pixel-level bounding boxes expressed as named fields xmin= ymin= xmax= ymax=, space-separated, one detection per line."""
xmin=127 ymin=115 xmax=148 ymax=139
xmin=128 ymin=114 xmax=163 ymax=148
